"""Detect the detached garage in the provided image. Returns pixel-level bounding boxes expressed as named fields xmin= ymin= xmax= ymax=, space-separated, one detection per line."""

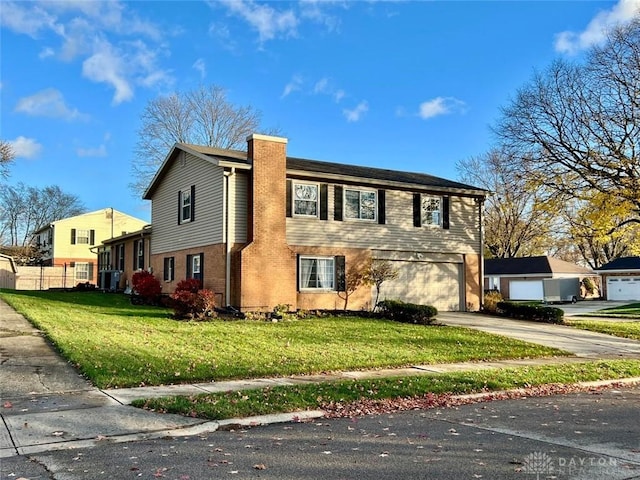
xmin=597 ymin=257 xmax=640 ymax=301
xmin=376 ymin=259 xmax=463 ymax=312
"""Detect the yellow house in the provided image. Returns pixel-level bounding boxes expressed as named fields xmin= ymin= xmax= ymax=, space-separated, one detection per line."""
xmin=32 ymin=208 xmax=148 ymax=286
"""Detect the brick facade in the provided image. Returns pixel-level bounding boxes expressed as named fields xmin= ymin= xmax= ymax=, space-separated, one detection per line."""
xmin=236 ymin=135 xmax=297 ymax=312
xmin=464 ymin=253 xmax=481 ymax=311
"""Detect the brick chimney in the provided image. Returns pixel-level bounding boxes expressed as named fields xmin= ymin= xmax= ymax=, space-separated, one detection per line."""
xmin=237 ymin=134 xmax=297 ymax=312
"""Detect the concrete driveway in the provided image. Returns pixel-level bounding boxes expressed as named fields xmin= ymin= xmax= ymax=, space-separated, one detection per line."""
xmin=556 ymin=300 xmax=635 ymax=317
xmin=437 ymin=311 xmax=640 ymax=359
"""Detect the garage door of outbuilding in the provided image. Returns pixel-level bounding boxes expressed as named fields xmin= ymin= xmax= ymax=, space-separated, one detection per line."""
xmin=376 ymin=261 xmax=462 ymax=311
xmin=509 ymin=280 xmax=544 ymax=301
xmin=606 ymin=277 xmax=640 ymax=301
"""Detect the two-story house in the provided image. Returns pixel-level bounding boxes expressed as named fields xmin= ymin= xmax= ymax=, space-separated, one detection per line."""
xmin=32 ymin=209 xmax=148 ymax=285
xmin=143 ymin=134 xmax=487 ymax=312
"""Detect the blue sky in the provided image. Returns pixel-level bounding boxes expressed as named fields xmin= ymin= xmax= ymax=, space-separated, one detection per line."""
xmin=2 ymin=0 xmax=639 ymax=223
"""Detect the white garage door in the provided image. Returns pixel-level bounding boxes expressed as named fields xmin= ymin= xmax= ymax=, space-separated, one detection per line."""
xmin=607 ymin=277 xmax=640 ymax=301
xmin=509 ymin=280 xmax=544 ymax=300
xmin=377 ymin=261 xmax=461 ymax=311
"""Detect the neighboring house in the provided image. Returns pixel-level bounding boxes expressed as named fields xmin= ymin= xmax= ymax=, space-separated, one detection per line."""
xmin=484 ymin=256 xmax=598 ymax=301
xmin=32 ymin=209 xmax=148 ymax=286
xmin=596 ymin=257 xmax=640 ymax=301
xmin=143 ymin=134 xmax=488 ymax=312
xmin=97 ymin=226 xmax=152 ymax=291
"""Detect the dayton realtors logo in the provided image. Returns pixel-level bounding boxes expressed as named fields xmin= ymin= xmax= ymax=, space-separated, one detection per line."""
xmin=522 ymin=451 xmax=619 ymax=478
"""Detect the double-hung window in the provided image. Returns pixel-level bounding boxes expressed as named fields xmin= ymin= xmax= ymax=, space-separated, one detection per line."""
xmin=421 ymin=196 xmax=442 ymax=226
xmin=187 ymin=253 xmax=203 ymax=283
xmin=344 ymin=189 xmax=377 ymax=221
xmin=134 ymin=239 xmax=145 ymax=270
xmin=76 ymin=229 xmax=90 ymax=244
xmin=75 ymin=262 xmax=89 ymax=281
xmin=299 ymin=256 xmax=335 ymax=290
xmin=180 ymin=190 xmax=192 ymax=223
xmin=117 ymin=244 xmax=125 ymax=271
xmin=163 ymin=257 xmax=175 ymax=282
xmin=293 ymin=182 xmax=319 ymax=217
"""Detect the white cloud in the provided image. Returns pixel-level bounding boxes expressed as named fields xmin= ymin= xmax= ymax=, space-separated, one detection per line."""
xmin=313 ymin=77 xmax=329 ymax=94
xmin=77 ymin=144 xmax=108 ymax=157
xmin=4 ymin=1 xmax=172 ymax=104
xmin=343 ymin=101 xmax=368 ymax=122
xmin=218 ymin=0 xmax=299 ymax=42
xmin=82 ymin=41 xmax=133 ymax=104
xmin=554 ymin=0 xmax=640 ymax=54
xmin=193 ymin=58 xmax=207 ymax=79
xmin=418 ymin=97 xmax=466 ymax=119
xmin=14 ymin=88 xmax=88 ymax=120
xmin=333 ymin=89 xmax=345 ymax=103
xmin=0 ymin=2 xmax=58 ymax=37
xmin=281 ymin=74 xmax=304 ymax=98
xmin=9 ymin=136 xmax=42 ymax=159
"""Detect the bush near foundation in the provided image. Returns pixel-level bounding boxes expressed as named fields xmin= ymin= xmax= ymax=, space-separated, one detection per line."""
xmin=377 ymin=300 xmax=438 ymax=325
xmin=170 ymin=279 xmax=216 ymax=320
xmin=496 ymin=301 xmax=564 ymax=324
xmin=483 ymin=290 xmax=503 ymax=314
xmin=131 ymin=271 xmax=161 ymax=305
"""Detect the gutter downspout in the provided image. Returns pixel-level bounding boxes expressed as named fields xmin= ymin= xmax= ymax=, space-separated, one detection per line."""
xmin=223 ymin=168 xmax=236 ymax=307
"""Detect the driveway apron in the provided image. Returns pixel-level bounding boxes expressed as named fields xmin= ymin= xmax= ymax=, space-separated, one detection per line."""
xmin=437 ymin=311 xmax=640 ymax=358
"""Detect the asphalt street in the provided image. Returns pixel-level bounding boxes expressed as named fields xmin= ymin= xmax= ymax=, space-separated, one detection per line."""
xmin=2 ymin=385 xmax=639 ymax=480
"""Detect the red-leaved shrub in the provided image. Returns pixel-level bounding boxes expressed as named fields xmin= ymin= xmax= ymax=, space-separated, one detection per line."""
xmin=171 ymin=279 xmax=216 ymax=320
xmin=131 ymin=271 xmax=162 ymax=304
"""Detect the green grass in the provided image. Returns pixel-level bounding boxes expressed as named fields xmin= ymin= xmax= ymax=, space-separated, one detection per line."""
xmin=583 ymin=302 xmax=640 ymax=319
xmin=567 ymin=319 xmax=640 ymax=340
xmin=132 ymin=360 xmax=640 ymax=420
xmin=0 ymin=290 xmax=569 ymax=389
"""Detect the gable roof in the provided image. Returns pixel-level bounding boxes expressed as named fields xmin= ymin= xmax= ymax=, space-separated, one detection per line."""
xmin=143 ymin=142 xmax=487 ymax=200
xmin=596 ymin=256 xmax=640 ymax=272
xmin=32 ymin=208 xmax=147 ymax=235
xmin=484 ymin=256 xmax=594 ymax=276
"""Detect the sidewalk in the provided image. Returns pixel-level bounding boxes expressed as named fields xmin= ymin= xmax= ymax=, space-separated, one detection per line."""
xmin=2 ymin=298 xmax=640 ymax=458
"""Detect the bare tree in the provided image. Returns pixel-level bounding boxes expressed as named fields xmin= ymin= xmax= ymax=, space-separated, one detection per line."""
xmin=131 ymin=84 xmax=282 ymax=195
xmin=0 ymin=140 xmax=15 ymax=178
xmin=496 ymin=17 xmax=640 ymax=227
xmin=456 ymin=150 xmax=553 ymax=258
xmin=368 ymin=260 xmax=399 ymax=310
xmin=0 ymin=183 xmax=85 ymax=246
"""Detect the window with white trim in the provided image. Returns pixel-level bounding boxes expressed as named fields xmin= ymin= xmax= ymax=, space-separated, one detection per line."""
xmin=75 ymin=262 xmax=89 ymax=281
xmin=293 ymin=182 xmax=319 ymax=217
xmin=299 ymin=256 xmax=335 ymax=290
xmin=421 ymin=196 xmax=442 ymax=226
xmin=344 ymin=189 xmax=377 ymax=221
xmin=163 ymin=257 xmax=174 ymax=282
xmin=76 ymin=229 xmax=90 ymax=244
xmin=180 ymin=190 xmax=192 ymax=223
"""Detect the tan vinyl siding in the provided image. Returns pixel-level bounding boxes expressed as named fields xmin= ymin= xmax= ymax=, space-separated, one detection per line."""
xmin=286 ymin=187 xmax=480 ymax=254
xmin=150 ymin=151 xmax=225 ymax=254
xmin=232 ymin=172 xmax=248 ymax=243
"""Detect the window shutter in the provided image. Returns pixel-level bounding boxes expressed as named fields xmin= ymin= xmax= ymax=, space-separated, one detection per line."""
xmin=71 ymin=228 xmax=76 ymax=245
xmin=133 ymin=241 xmax=137 ymax=269
xmin=178 ymin=191 xmax=182 ymax=225
xmin=296 ymin=254 xmax=300 ymax=291
xmin=442 ymin=196 xmax=450 ymax=230
xmin=163 ymin=258 xmax=168 ymax=281
xmin=198 ymin=253 xmax=204 ymax=285
xmin=141 ymin=238 xmax=145 ymax=269
xmin=286 ymin=180 xmax=292 ymax=217
xmin=88 ymin=262 xmax=94 ymax=282
xmin=413 ymin=194 xmax=422 ymax=227
xmin=334 ymin=186 xmax=343 ymax=221
xmin=70 ymin=261 xmax=75 ymax=268
xmin=89 ymin=229 xmax=95 ymax=246
xmin=186 ymin=254 xmax=192 ymax=278
xmin=378 ymin=189 xmax=386 ymax=225
xmin=320 ymin=184 xmax=328 ymax=220
xmin=190 ymin=185 xmax=196 ymax=222
xmin=335 ymin=255 xmax=346 ymax=292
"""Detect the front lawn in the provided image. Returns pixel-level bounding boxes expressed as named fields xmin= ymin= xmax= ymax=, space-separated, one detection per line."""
xmin=567 ymin=319 xmax=640 ymax=340
xmin=583 ymin=302 xmax=640 ymax=319
xmin=0 ymin=290 xmax=568 ymax=389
